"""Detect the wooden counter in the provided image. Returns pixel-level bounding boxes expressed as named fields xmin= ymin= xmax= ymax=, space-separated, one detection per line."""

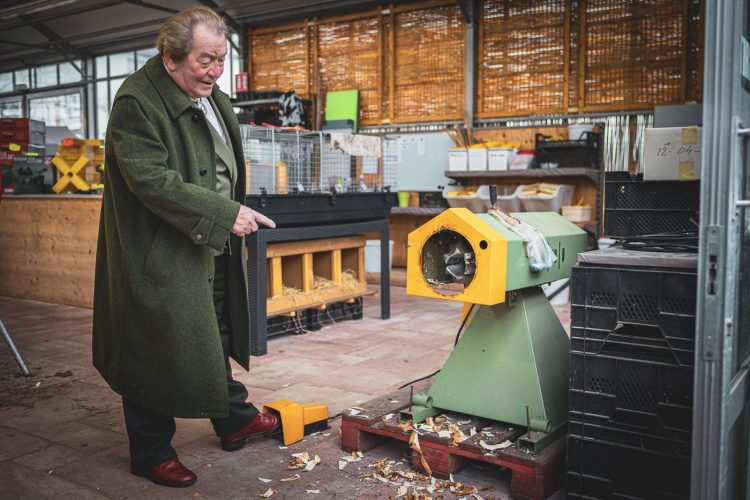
xmin=0 ymin=195 xmax=101 ymax=308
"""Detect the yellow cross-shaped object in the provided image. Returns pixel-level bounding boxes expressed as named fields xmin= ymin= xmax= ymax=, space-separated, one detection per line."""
xmin=51 ymin=155 xmax=93 ymax=193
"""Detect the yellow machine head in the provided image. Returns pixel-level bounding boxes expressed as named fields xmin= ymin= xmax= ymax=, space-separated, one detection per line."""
xmin=407 ymin=208 xmax=587 ymax=305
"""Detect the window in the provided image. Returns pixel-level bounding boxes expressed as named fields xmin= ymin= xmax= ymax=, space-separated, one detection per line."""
xmin=0 ymin=73 xmax=12 ymax=93
xmin=96 ymin=81 xmax=109 ymax=136
xmin=96 ymin=56 xmax=107 ymax=79
xmin=136 ymin=47 xmax=158 ymax=69
xmin=14 ymin=69 xmax=30 ymax=90
xmin=109 ymin=78 xmax=125 ymax=103
xmin=35 ymin=64 xmax=57 ymax=88
xmin=0 ymin=99 xmax=22 ymax=117
xmin=95 ymin=49 xmax=154 ymax=137
xmin=94 ymin=39 xmax=242 ymax=137
xmin=109 ymin=52 xmax=134 ymax=77
xmin=30 ymin=91 xmax=83 ymax=137
xmin=215 ymin=33 xmax=241 ymax=98
xmin=59 ymin=62 xmax=83 ymax=85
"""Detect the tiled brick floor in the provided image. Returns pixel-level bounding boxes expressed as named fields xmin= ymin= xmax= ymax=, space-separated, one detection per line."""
xmin=0 ymin=287 xmax=569 ymax=499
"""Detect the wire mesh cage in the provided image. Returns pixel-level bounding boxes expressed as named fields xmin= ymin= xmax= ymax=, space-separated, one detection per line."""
xmin=239 ymin=125 xmax=397 ymax=195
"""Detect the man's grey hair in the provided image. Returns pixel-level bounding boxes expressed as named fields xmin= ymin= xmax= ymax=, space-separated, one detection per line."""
xmin=157 ymin=7 xmax=227 ymax=63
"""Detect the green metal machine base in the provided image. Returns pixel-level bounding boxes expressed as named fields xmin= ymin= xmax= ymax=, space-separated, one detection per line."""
xmin=419 ymin=287 xmax=570 ymax=451
xmin=517 ymin=422 xmax=567 ymax=453
xmin=400 ymin=404 xmax=440 ymax=424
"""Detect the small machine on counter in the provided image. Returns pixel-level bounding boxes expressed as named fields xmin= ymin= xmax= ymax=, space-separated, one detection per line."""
xmin=403 ymin=186 xmax=587 ymax=452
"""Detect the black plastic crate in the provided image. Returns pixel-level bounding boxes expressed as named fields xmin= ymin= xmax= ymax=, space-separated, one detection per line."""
xmin=532 ymin=132 xmax=601 ymax=169
xmin=604 ymin=171 xmax=699 ymax=237
xmin=307 ymin=297 xmax=363 ymax=330
xmin=569 ymin=262 xmax=696 ymax=432
xmin=418 ymin=191 xmax=447 ymax=208
xmin=267 ymin=314 xmax=308 ymax=337
xmin=568 ymin=256 xmax=696 ymax=498
xmin=570 ymin=264 xmax=697 ymax=366
xmin=567 ymin=436 xmax=690 ymax=499
xmin=267 ymin=298 xmax=364 ymax=337
xmin=569 ymin=352 xmax=693 ymax=439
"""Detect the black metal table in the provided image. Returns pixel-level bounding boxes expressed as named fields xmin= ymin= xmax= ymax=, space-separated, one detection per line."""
xmin=246 ymin=218 xmax=391 ymax=356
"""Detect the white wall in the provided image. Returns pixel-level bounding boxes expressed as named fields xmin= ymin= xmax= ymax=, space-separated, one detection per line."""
xmin=388 ymin=132 xmax=453 ymax=191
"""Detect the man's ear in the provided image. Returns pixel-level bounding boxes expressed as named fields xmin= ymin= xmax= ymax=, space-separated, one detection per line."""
xmin=163 ymin=53 xmax=178 ymax=72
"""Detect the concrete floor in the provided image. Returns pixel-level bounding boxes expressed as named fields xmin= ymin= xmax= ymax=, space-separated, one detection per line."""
xmin=0 ymin=287 xmax=570 ymax=499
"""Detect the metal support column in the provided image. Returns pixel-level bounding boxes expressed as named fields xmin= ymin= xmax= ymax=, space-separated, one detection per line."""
xmin=462 ymin=0 xmax=478 ymax=129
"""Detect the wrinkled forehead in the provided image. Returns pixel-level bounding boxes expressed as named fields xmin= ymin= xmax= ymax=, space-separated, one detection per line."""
xmin=191 ymin=24 xmax=228 ymax=56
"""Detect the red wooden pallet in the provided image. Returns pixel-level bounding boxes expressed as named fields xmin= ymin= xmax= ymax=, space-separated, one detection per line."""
xmin=341 ymin=383 xmax=565 ymax=500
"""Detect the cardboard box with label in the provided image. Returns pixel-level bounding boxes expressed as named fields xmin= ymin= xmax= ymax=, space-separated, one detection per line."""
xmin=643 ymin=126 xmax=701 ymax=181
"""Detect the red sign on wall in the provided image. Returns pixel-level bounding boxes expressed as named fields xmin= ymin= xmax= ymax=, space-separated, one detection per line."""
xmin=235 ymin=72 xmax=248 ymax=93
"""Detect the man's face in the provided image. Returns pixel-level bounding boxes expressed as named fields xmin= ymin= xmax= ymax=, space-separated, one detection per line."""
xmin=164 ymin=23 xmax=227 ymax=99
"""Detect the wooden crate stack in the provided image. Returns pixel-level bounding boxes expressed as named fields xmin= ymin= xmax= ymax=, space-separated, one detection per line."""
xmin=52 ymin=138 xmax=104 ymax=194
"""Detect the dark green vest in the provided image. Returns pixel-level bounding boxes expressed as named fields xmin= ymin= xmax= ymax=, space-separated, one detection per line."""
xmin=207 ymin=96 xmax=237 ymax=256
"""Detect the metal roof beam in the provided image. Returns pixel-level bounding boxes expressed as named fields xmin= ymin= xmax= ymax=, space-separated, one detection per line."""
xmin=119 ymin=0 xmax=180 ymax=15
xmin=0 ymin=1 xmax=120 ymax=32
xmin=14 ymin=17 xmax=167 ymax=49
xmin=22 ymin=16 xmax=89 ymax=76
xmin=234 ymin=0 xmax=413 ymax=27
xmin=198 ymin=0 xmax=242 ymax=34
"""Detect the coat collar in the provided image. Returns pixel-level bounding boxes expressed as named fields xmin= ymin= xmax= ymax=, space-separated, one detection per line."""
xmin=144 ymin=55 xmax=224 ymax=121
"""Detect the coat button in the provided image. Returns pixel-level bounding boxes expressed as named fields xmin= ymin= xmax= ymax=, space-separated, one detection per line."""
xmin=200 ymin=168 xmax=207 ymax=176
xmin=191 ymin=112 xmax=200 ymax=122
xmin=195 ymin=233 xmax=203 ymax=241
xmin=208 ymin=275 xmax=214 ymax=283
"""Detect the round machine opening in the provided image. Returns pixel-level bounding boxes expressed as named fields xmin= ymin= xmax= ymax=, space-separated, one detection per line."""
xmin=421 ymin=229 xmax=476 ymax=296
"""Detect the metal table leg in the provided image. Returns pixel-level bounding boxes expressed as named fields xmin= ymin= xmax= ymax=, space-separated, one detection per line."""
xmin=379 ymin=218 xmax=390 ymax=320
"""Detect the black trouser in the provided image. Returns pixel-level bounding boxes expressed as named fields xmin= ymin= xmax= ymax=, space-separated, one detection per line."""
xmin=123 ymin=255 xmax=259 ymax=468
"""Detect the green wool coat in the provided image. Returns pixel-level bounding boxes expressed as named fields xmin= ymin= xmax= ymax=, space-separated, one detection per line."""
xmin=92 ymin=55 xmax=250 ymax=418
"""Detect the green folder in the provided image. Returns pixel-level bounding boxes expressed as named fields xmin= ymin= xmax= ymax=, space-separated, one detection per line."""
xmin=325 ymin=90 xmax=359 ymax=132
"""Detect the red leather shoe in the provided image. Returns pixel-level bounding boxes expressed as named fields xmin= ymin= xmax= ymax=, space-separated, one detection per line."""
xmin=221 ymin=412 xmax=281 ymax=451
xmin=131 ymin=458 xmax=197 ymax=487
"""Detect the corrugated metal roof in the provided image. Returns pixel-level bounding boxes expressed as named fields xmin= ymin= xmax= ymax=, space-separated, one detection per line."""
xmin=0 ymin=0 xmax=398 ymax=72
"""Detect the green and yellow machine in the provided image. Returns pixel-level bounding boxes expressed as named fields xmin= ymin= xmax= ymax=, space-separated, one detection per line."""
xmin=403 ymin=186 xmax=587 ymax=452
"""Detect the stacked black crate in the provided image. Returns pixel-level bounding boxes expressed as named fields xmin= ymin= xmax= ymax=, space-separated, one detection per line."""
xmin=604 ymin=172 xmax=699 ymax=237
xmin=267 ymin=298 xmax=364 ymax=337
xmin=532 ymin=131 xmax=601 ymax=169
xmin=567 ymin=250 xmax=697 ymax=499
xmin=306 ymin=297 xmax=363 ymax=331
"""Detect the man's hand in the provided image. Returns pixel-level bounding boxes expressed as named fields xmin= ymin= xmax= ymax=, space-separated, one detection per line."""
xmin=232 ymin=205 xmax=276 ymax=236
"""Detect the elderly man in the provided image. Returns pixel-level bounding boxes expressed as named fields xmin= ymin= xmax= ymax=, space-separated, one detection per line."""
xmin=93 ymin=7 xmax=279 ymax=488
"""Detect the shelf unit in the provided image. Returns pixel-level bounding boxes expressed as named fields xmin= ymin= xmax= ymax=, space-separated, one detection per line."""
xmin=444 ymin=167 xmax=600 ymax=184
xmin=390 ymin=207 xmax=444 ymax=216
xmin=443 ymin=167 xmax=603 ymax=237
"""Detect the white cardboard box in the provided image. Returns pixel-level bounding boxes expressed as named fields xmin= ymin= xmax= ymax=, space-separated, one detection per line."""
xmin=488 ymin=148 xmax=516 ymax=171
xmin=448 ymin=148 xmax=468 ymax=171
xmin=643 ymin=126 xmax=701 ymax=180
xmin=468 ymin=148 xmax=488 ymax=171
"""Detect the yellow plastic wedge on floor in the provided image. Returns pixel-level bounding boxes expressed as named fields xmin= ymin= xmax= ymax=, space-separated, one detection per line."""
xmin=263 ymin=400 xmax=329 ymax=445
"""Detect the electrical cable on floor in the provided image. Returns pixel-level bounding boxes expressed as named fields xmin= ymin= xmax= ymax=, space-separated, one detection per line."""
xmin=396 ymin=303 xmax=476 ymax=391
xmin=615 ymin=230 xmax=699 ymax=253
xmin=329 ymin=304 xmax=477 ymax=422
